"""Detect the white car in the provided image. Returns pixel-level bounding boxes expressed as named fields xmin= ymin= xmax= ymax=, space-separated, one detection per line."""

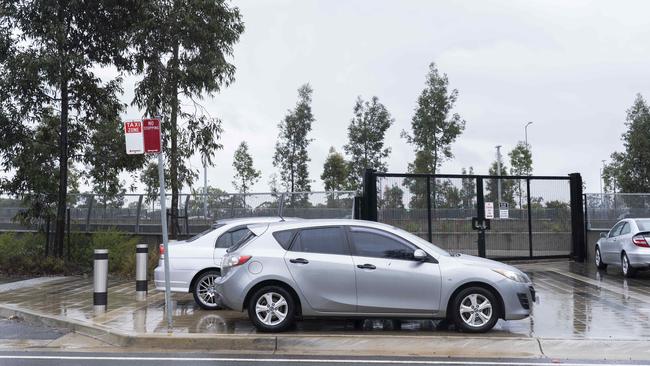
xmin=154 ymin=216 xmax=299 ymax=309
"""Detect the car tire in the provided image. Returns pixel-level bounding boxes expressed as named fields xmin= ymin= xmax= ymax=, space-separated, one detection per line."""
xmin=622 ymin=253 xmax=637 ymax=278
xmin=451 ymin=287 xmax=500 ymax=333
xmin=248 ymin=285 xmax=295 ymax=332
xmin=595 ymin=247 xmax=607 ymax=270
xmin=193 ymin=270 xmax=222 ymax=310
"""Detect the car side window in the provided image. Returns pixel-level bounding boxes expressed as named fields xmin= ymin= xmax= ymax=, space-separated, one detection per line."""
xmin=619 ymin=222 xmax=631 ymax=236
xmin=291 ymin=227 xmax=348 ymax=255
xmin=608 ymin=222 xmax=623 ymax=238
xmin=349 ymin=227 xmax=416 ymax=261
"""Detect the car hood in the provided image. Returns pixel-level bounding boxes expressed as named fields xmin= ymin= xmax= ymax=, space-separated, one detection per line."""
xmin=453 ymin=253 xmax=521 ymax=272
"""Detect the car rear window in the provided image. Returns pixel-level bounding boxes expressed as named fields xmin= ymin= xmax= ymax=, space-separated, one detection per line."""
xmin=272 ymin=229 xmax=297 ymax=250
xmin=186 ymin=224 xmax=226 ymax=243
xmin=636 ymin=220 xmax=650 ymax=232
xmin=226 ymin=228 xmax=256 ymax=253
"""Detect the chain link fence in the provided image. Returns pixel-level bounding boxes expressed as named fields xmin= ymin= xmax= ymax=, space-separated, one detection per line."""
xmin=585 ymin=193 xmax=650 ymax=230
xmin=0 ymin=191 xmax=356 ymax=236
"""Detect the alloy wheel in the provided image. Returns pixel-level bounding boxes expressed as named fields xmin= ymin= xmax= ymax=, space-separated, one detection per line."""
xmin=255 ymin=292 xmax=288 ymax=326
xmin=459 ymin=293 xmax=493 ymax=328
xmin=197 ymin=274 xmax=220 ymax=307
xmin=622 ymin=255 xmax=629 ymax=275
xmin=595 ymin=249 xmax=601 ymax=266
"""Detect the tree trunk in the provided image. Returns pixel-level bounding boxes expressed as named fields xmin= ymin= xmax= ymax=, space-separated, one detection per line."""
xmin=169 ymin=41 xmax=180 ymax=238
xmin=53 ymin=5 xmax=68 ymax=258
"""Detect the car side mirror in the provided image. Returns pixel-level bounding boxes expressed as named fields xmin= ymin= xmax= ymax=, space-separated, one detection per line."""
xmin=413 ymin=249 xmax=427 ymax=261
xmin=600 ymin=232 xmax=607 ymax=239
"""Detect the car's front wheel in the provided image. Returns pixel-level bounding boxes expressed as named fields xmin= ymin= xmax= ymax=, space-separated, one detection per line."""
xmin=595 ymin=246 xmax=607 ymax=270
xmin=193 ymin=270 xmax=222 ymax=310
xmin=622 ymin=253 xmax=637 ymax=278
xmin=248 ymin=286 xmax=295 ymax=332
xmin=451 ymin=287 xmax=499 ymax=333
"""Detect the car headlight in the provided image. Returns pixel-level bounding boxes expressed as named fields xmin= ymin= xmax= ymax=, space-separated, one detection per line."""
xmin=492 ymin=268 xmax=529 ymax=283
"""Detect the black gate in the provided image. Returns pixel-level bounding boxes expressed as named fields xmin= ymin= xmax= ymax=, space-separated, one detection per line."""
xmin=361 ymin=170 xmax=585 ymax=262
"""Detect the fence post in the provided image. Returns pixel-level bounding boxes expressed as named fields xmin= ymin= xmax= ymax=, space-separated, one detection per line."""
xmin=426 ymin=176 xmax=433 ymax=243
xmin=135 ymin=244 xmax=148 ymax=301
xmin=569 ymin=173 xmax=586 ymax=262
xmin=45 ymin=216 xmax=51 ymax=257
xmin=184 ymin=195 xmax=190 ymax=234
xmin=362 ymin=169 xmax=377 ymax=221
xmin=526 ymin=178 xmax=533 ymax=258
xmin=279 ymin=193 xmax=285 ymax=218
xmin=476 ymin=177 xmax=486 ymax=258
xmin=93 ymin=249 xmax=109 ymax=313
xmin=85 ymin=194 xmax=94 ymax=233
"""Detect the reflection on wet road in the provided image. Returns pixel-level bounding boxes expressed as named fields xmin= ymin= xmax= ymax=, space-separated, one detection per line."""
xmin=1 ymin=261 xmax=649 ymax=339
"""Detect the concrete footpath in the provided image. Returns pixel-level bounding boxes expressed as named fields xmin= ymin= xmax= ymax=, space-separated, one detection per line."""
xmin=1 ymin=262 xmax=650 ymax=361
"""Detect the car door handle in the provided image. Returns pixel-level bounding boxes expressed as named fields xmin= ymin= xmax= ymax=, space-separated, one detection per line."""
xmin=289 ymin=258 xmax=309 ymax=264
xmin=357 ymin=264 xmax=376 ymax=270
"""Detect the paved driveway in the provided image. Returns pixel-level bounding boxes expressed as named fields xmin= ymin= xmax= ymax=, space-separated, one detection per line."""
xmin=0 ymin=261 xmax=648 ymax=339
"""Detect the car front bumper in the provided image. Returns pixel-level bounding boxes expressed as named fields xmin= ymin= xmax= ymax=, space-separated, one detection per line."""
xmin=501 ymin=281 xmax=535 ymax=320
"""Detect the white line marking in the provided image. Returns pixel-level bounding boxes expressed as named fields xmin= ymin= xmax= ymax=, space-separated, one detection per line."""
xmin=0 ymin=356 xmax=647 ymax=365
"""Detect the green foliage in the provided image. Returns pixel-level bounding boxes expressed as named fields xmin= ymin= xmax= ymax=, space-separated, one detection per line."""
xmin=321 ymin=147 xmax=349 ymax=191
xmin=273 ymin=84 xmax=314 ymax=193
xmin=380 ymin=186 xmax=405 ymax=209
xmin=509 ymin=142 xmax=533 ymax=176
xmin=401 ymin=62 xmax=466 ymax=175
xmin=0 ymin=1 xmax=145 ymax=255
xmin=232 ymin=141 xmax=261 ymax=194
xmin=485 ymin=161 xmax=516 ymax=207
xmin=603 ymin=94 xmax=650 ymax=193
xmin=460 ymin=167 xmax=476 ymax=208
xmin=344 ymin=96 xmax=393 ymax=191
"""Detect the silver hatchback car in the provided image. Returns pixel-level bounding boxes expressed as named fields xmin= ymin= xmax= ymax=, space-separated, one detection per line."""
xmin=216 ymin=219 xmax=535 ymax=333
xmin=595 ymin=218 xmax=650 ymax=277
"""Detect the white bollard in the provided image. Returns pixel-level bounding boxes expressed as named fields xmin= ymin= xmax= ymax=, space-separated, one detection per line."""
xmin=93 ymin=249 xmax=109 ymax=313
xmin=135 ymin=244 xmax=148 ymax=301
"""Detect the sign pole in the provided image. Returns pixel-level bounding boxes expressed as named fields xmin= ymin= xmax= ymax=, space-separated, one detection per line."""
xmin=156 ymin=124 xmax=173 ymax=330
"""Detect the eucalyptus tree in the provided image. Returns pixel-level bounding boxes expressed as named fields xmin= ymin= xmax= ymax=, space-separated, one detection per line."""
xmin=321 ymin=147 xmax=348 ymax=191
xmin=273 ymin=84 xmax=314 ymax=193
xmin=131 ymin=0 xmax=244 ymax=236
xmin=232 ymin=141 xmax=261 ymax=195
xmin=344 ymin=96 xmax=394 ymax=191
xmin=0 ymin=0 xmax=142 ymax=256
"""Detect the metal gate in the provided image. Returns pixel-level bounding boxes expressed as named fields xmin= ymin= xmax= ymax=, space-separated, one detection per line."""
xmin=360 ymin=170 xmax=585 ymax=261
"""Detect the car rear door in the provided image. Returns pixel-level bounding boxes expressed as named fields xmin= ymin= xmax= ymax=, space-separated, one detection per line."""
xmin=348 ymin=226 xmax=441 ymax=314
xmin=284 ymin=226 xmax=357 ymax=313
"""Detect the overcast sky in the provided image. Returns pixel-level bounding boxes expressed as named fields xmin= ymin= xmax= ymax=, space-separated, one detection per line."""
xmin=116 ymin=0 xmax=650 ymax=194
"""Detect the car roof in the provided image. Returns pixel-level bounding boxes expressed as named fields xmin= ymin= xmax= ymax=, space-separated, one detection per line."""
xmin=248 ymin=219 xmax=389 ymax=232
xmin=214 ymin=216 xmax=301 ymax=226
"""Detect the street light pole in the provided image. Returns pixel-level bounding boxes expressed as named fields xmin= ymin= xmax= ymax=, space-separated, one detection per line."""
xmin=525 ymin=121 xmax=533 ymax=146
xmin=496 ymin=145 xmax=502 ymax=205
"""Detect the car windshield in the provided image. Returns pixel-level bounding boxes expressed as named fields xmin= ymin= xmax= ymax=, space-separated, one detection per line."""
xmin=635 ymin=219 xmax=650 ymax=232
xmin=186 ymin=223 xmax=226 ymax=243
xmin=390 ymin=226 xmax=450 ymax=256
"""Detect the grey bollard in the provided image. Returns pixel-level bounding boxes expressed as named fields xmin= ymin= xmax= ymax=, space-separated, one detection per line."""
xmin=93 ymin=249 xmax=109 ymax=313
xmin=135 ymin=244 xmax=148 ymax=301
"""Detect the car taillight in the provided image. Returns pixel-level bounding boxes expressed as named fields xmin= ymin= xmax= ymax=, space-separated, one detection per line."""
xmin=632 ymin=235 xmax=650 ymax=248
xmin=159 ymin=244 xmax=165 ymax=255
xmin=225 ymin=255 xmax=252 ymax=267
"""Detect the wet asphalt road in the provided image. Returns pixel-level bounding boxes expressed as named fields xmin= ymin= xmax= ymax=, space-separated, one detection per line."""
xmin=0 ymin=317 xmax=65 ymax=340
xmin=0 ymin=352 xmax=648 ymax=366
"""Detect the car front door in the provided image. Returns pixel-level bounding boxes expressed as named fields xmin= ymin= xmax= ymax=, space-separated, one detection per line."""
xmin=616 ymin=221 xmax=632 ymax=259
xmin=284 ymin=226 xmax=357 ymax=313
xmin=348 ymin=226 xmax=442 ymax=314
xmin=603 ymin=222 xmax=624 ymax=263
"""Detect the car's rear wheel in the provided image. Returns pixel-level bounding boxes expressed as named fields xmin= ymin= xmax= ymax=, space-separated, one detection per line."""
xmin=622 ymin=253 xmax=637 ymax=278
xmin=451 ymin=287 xmax=499 ymax=333
xmin=248 ymin=286 xmax=295 ymax=332
xmin=193 ymin=270 xmax=222 ymax=310
xmin=595 ymin=247 xmax=607 ymax=270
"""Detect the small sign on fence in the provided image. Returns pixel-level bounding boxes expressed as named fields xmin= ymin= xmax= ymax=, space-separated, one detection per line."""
xmin=485 ymin=202 xmax=494 ymax=219
xmin=499 ymin=202 xmax=509 ymax=219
